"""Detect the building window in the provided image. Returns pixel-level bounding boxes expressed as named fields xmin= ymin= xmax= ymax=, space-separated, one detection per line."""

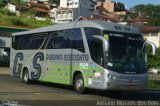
xmin=63 ymin=13 xmax=66 ymax=18
xmin=75 ymin=2 xmax=78 ymax=5
xmin=67 ymin=12 xmax=72 ymax=18
xmin=91 ymin=4 xmax=94 ymax=7
xmin=57 ymin=13 xmax=60 ymax=18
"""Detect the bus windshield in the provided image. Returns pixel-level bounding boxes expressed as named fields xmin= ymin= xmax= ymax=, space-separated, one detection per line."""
xmin=104 ymin=32 xmax=147 ymax=74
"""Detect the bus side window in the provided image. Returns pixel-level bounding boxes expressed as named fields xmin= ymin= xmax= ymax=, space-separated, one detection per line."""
xmin=67 ymin=28 xmax=85 ymax=53
xmin=47 ymin=37 xmax=55 ymax=49
xmin=54 ymin=36 xmax=66 ymax=48
xmin=12 ymin=36 xmax=18 ymax=50
xmin=47 ymin=31 xmax=68 ymax=49
xmin=30 ymin=35 xmax=45 ymax=49
xmin=13 ymin=35 xmax=30 ymax=50
xmin=84 ymin=28 xmax=102 ymax=63
xmin=92 ymin=39 xmax=103 ymax=66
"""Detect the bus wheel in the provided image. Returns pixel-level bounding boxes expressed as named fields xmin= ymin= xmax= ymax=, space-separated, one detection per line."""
xmin=74 ymin=74 xmax=85 ymax=93
xmin=23 ymin=69 xmax=30 ymax=84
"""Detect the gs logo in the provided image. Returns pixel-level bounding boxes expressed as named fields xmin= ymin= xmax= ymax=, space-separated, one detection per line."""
xmin=13 ymin=52 xmax=44 ymax=80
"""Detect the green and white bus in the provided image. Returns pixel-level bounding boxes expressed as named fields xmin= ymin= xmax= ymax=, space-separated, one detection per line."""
xmin=10 ymin=20 xmax=156 ymax=93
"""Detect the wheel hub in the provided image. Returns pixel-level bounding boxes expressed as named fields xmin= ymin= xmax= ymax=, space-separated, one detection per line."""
xmin=76 ymin=79 xmax=83 ymax=89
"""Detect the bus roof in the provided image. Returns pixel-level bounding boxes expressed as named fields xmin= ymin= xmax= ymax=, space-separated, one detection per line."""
xmin=12 ymin=20 xmax=141 ymax=36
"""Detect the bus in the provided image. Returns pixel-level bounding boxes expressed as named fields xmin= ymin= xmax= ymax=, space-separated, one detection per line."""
xmin=10 ymin=20 xmax=156 ymax=93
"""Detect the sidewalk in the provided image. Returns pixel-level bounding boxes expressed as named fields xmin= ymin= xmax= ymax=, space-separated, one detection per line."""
xmin=0 ymin=67 xmax=10 ymax=75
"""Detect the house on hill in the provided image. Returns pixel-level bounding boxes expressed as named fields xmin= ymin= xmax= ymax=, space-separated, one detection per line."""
xmin=6 ymin=3 xmax=29 ymax=16
xmin=27 ymin=2 xmax=50 ymax=20
xmin=54 ymin=0 xmax=96 ymax=23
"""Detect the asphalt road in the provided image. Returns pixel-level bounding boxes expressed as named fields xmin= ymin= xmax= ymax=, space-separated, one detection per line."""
xmin=0 ymin=68 xmax=160 ymax=106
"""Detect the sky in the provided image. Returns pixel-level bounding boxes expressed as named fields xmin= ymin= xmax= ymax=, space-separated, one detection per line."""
xmin=113 ymin=0 xmax=160 ymax=9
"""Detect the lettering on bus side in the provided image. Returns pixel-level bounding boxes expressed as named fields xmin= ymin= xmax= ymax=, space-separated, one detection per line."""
xmin=13 ymin=52 xmax=23 ymax=78
xmin=31 ymin=52 xmax=44 ymax=80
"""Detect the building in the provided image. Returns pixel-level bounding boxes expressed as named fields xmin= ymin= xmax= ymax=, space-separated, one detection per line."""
xmin=55 ymin=0 xmax=96 ymax=24
xmin=60 ymin=0 xmax=95 ymax=10
xmin=54 ymin=8 xmax=73 ymax=23
xmin=92 ymin=14 xmax=121 ymax=22
xmin=27 ymin=2 xmax=50 ymax=20
xmin=6 ymin=3 xmax=29 ymax=16
xmin=140 ymin=26 xmax=160 ymax=48
xmin=54 ymin=7 xmax=95 ymax=24
xmin=28 ymin=0 xmax=49 ymax=4
xmin=96 ymin=0 xmax=126 ymax=15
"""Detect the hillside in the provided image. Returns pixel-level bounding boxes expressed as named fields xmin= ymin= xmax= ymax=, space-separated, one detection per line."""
xmin=0 ymin=7 xmax=53 ymax=28
xmin=127 ymin=4 xmax=160 ymax=26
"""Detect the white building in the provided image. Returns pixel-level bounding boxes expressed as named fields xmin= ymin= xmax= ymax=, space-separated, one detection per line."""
xmin=28 ymin=0 xmax=49 ymax=3
xmin=55 ymin=0 xmax=96 ymax=24
xmin=60 ymin=0 xmax=95 ymax=10
xmin=6 ymin=3 xmax=29 ymax=16
xmin=6 ymin=3 xmax=16 ymax=12
xmin=141 ymin=27 xmax=160 ymax=48
xmin=54 ymin=8 xmax=73 ymax=23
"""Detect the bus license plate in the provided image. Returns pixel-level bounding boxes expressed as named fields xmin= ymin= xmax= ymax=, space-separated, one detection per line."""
xmin=128 ymin=84 xmax=134 ymax=89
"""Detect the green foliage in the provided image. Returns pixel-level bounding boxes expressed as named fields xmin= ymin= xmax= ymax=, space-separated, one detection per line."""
xmin=131 ymin=4 xmax=160 ymax=18
xmin=0 ymin=8 xmax=16 ymax=16
xmin=0 ymin=7 xmax=54 ymax=28
xmin=148 ymin=18 xmax=160 ymax=26
xmin=147 ymin=46 xmax=160 ymax=69
xmin=49 ymin=0 xmax=60 ymax=5
xmin=22 ymin=9 xmax=37 ymax=18
xmin=3 ymin=16 xmax=28 ymax=26
xmin=130 ymin=4 xmax=160 ymax=26
xmin=148 ymin=80 xmax=160 ymax=88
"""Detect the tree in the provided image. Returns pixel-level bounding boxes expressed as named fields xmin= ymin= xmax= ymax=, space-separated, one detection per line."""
xmin=48 ymin=0 xmax=60 ymax=5
xmin=148 ymin=18 xmax=160 ymax=26
xmin=130 ymin=4 xmax=160 ymax=18
xmin=130 ymin=4 xmax=145 ymax=18
xmin=147 ymin=46 xmax=160 ymax=69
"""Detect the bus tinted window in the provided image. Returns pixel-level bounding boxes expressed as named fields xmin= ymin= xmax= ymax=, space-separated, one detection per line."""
xmin=12 ymin=34 xmax=46 ymax=50
xmin=68 ymin=28 xmax=84 ymax=52
xmin=47 ymin=28 xmax=85 ymax=52
xmin=12 ymin=35 xmax=30 ymax=50
xmin=55 ymin=36 xmax=67 ymax=48
xmin=84 ymin=28 xmax=101 ymax=59
xmin=12 ymin=36 xmax=18 ymax=50
xmin=30 ymin=36 xmax=45 ymax=49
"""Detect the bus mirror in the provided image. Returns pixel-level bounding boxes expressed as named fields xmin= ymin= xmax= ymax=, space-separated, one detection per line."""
xmin=93 ymin=35 xmax=109 ymax=52
xmin=146 ymin=41 xmax=156 ymax=55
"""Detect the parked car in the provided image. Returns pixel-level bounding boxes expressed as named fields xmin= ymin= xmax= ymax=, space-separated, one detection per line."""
xmin=148 ymin=68 xmax=160 ymax=74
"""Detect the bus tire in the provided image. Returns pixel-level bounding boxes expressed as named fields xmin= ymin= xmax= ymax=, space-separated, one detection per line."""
xmin=23 ymin=69 xmax=30 ymax=84
xmin=74 ymin=74 xmax=85 ymax=93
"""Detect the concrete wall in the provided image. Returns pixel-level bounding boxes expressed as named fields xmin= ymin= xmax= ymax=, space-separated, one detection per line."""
xmin=146 ymin=32 xmax=160 ymax=48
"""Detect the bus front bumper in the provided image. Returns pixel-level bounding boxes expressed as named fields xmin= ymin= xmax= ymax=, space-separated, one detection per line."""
xmin=87 ymin=75 xmax=148 ymax=91
xmin=104 ymin=79 xmax=147 ymax=90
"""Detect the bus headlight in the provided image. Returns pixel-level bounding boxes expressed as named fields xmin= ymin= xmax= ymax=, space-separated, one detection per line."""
xmin=108 ymin=74 xmax=112 ymax=79
xmin=112 ymin=76 xmax=117 ymax=80
xmin=107 ymin=74 xmax=118 ymax=80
